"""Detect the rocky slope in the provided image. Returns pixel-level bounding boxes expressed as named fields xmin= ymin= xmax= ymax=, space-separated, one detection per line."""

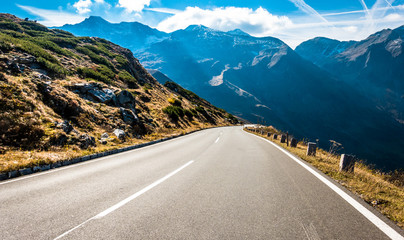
xmin=0 ymin=14 xmax=234 ymax=172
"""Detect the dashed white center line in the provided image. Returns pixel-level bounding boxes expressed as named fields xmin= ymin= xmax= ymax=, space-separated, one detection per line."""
xmin=215 ymin=137 xmax=220 ymax=143
xmin=54 ymin=160 xmax=194 ymax=240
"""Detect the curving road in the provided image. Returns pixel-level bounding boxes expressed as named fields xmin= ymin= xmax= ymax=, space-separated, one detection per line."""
xmin=0 ymin=126 xmax=403 ymax=239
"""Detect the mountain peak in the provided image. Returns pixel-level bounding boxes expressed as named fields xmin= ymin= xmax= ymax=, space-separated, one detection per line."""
xmin=184 ymin=25 xmax=214 ymax=32
xmin=227 ymin=29 xmax=250 ymax=36
xmin=83 ymin=16 xmax=109 ymax=24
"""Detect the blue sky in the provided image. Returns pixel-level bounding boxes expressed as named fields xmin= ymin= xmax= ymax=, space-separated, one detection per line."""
xmin=3 ymin=0 xmax=404 ymax=47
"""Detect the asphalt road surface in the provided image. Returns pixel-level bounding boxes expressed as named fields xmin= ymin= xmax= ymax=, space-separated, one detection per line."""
xmin=1 ymin=126 xmax=403 ymax=239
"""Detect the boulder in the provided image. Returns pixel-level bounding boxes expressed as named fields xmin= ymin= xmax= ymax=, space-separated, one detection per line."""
xmin=57 ymin=120 xmax=73 ymax=134
xmin=115 ymin=90 xmax=135 ymax=108
xmin=87 ymin=88 xmax=115 ymax=103
xmin=113 ymin=129 xmax=126 ymax=140
xmin=53 ymin=134 xmax=68 ymax=146
xmin=120 ymin=107 xmax=139 ymax=124
xmin=70 ymin=83 xmax=116 ymax=103
xmin=101 ymin=133 xmax=109 ymax=139
xmin=79 ymin=134 xmax=96 ymax=149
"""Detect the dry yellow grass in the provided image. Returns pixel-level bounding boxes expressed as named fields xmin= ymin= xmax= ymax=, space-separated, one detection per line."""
xmin=0 ymin=123 xmax=229 ymax=173
xmin=245 ymin=127 xmax=404 ymax=229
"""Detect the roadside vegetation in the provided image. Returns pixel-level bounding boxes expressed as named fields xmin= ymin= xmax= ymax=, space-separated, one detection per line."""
xmin=0 ymin=14 xmax=236 ymax=174
xmin=245 ymin=126 xmax=404 ymax=229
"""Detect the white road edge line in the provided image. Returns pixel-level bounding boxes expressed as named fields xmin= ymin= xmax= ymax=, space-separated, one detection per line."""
xmin=247 ymin=131 xmax=404 ymax=240
xmin=54 ymin=160 xmax=194 ymax=240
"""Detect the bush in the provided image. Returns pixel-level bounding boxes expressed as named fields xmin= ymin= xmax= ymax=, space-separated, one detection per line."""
xmin=37 ymin=57 xmax=68 ymax=78
xmin=184 ymin=109 xmax=194 ymax=119
xmin=168 ymin=97 xmax=182 ymax=107
xmin=162 ymin=106 xmax=184 ymax=121
xmin=96 ymin=64 xmax=115 ymax=79
xmin=33 ymin=38 xmax=75 ymax=57
xmin=76 ymin=46 xmax=115 ymax=70
xmin=49 ymin=37 xmax=79 ymax=48
xmin=0 ymin=21 xmax=22 ymax=32
xmin=115 ymin=55 xmax=129 ymax=69
xmin=77 ymin=67 xmax=112 ymax=84
xmin=118 ymin=70 xmax=137 ymax=88
xmin=19 ymin=21 xmax=49 ymax=32
xmin=0 ymin=40 xmax=12 ymax=52
xmin=16 ymin=39 xmax=58 ymax=63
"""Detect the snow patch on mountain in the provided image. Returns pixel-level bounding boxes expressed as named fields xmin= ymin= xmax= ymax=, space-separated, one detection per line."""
xmin=386 ymin=38 xmax=403 ymax=57
xmin=197 ymin=58 xmax=214 ymax=63
xmin=209 ymin=65 xmax=230 ymax=86
xmin=225 ymin=81 xmax=262 ymax=103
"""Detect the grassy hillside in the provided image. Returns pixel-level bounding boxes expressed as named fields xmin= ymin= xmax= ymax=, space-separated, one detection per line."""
xmin=0 ymin=14 xmax=236 ymax=173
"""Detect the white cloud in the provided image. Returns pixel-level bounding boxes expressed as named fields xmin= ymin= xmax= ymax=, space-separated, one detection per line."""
xmin=73 ymin=0 xmax=93 ymax=14
xmin=343 ymin=26 xmax=358 ymax=33
xmin=157 ymin=7 xmax=292 ymax=35
xmin=17 ymin=5 xmax=85 ymax=26
xmin=118 ymin=0 xmax=151 ymax=12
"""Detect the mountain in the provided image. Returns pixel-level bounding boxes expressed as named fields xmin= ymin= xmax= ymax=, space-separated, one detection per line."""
xmin=296 ymin=26 xmax=404 ymax=125
xmin=0 ymin=14 xmax=232 ymax=172
xmin=56 ymin=17 xmax=404 ymax=170
xmin=147 ymin=69 xmax=172 ymax=84
xmin=59 ymin=16 xmax=168 ymax=53
xmin=295 ymin=37 xmax=355 ymax=67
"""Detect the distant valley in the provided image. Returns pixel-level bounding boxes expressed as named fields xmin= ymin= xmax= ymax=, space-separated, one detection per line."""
xmin=59 ymin=17 xmax=404 ymax=170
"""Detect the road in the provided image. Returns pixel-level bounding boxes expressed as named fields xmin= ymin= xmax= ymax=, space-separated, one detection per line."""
xmin=1 ymin=126 xmax=403 ymax=239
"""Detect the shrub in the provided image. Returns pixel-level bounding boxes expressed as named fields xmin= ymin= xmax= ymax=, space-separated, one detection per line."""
xmin=49 ymin=37 xmax=79 ymax=48
xmin=19 ymin=21 xmax=49 ymax=32
xmin=162 ymin=105 xmax=184 ymax=121
xmin=115 ymin=55 xmax=129 ymax=69
xmin=33 ymin=38 xmax=75 ymax=57
xmin=96 ymin=64 xmax=115 ymax=79
xmin=168 ymin=97 xmax=182 ymax=107
xmin=184 ymin=109 xmax=194 ymax=119
xmin=37 ymin=57 xmax=68 ymax=78
xmin=0 ymin=39 xmax=12 ymax=52
xmin=76 ymin=45 xmax=115 ymax=70
xmin=52 ymin=29 xmax=75 ymax=37
xmin=77 ymin=67 xmax=112 ymax=84
xmin=118 ymin=70 xmax=137 ymax=88
xmin=0 ymin=21 xmax=22 ymax=32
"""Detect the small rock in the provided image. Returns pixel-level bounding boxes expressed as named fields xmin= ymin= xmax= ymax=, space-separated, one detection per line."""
xmin=79 ymin=134 xmax=96 ymax=149
xmin=101 ymin=133 xmax=109 ymax=139
xmin=120 ymin=107 xmax=139 ymax=124
xmin=113 ymin=129 xmax=126 ymax=140
xmin=57 ymin=120 xmax=74 ymax=134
